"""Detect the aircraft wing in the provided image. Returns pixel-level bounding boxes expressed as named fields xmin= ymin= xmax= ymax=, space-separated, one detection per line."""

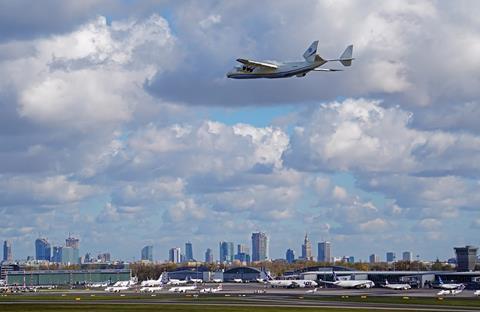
xmin=236 ymin=59 xmax=278 ymax=69
xmin=313 ymin=68 xmax=343 ymax=72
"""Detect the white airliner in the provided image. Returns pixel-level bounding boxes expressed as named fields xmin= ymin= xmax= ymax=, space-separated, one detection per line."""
xmin=140 ymin=286 xmax=163 ymax=293
xmin=211 ymin=278 xmax=223 ymax=283
xmin=383 ymin=280 xmax=411 ymax=290
xmin=436 ymin=277 xmax=464 ymax=290
xmin=141 ymin=273 xmax=165 ymax=287
xmin=88 ymin=281 xmax=109 ymax=288
xmin=168 ymin=285 xmax=197 ymax=293
xmin=187 ymin=276 xmax=203 ymax=284
xmin=199 ymin=284 xmax=222 ymax=293
xmin=233 ymin=278 xmax=243 ymax=283
xmin=105 ymin=278 xmax=136 ymax=292
xmin=227 ymin=41 xmax=353 ymax=79
xmin=437 ymin=284 xmax=465 ymax=296
xmin=321 ymin=272 xmax=374 ymax=289
xmin=474 ymin=290 xmax=480 ymax=296
xmin=268 ymin=278 xmax=318 ymax=288
xmin=167 ymin=278 xmax=188 ymax=286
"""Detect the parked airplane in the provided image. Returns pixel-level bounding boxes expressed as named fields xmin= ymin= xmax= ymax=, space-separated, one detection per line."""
xmin=233 ymin=278 xmax=243 ymax=283
xmin=199 ymin=284 xmax=222 ymax=293
xmin=167 ymin=278 xmax=188 ymax=286
xmin=187 ymin=276 xmax=203 ymax=284
xmin=268 ymin=278 xmax=318 ymax=288
xmin=321 ymin=272 xmax=374 ymax=289
xmin=105 ymin=285 xmax=129 ymax=293
xmin=140 ymin=286 xmax=163 ymax=293
xmin=474 ymin=290 xmax=480 ymax=296
xmin=168 ymin=285 xmax=197 ymax=293
xmin=141 ymin=273 xmax=165 ymax=287
xmin=437 ymin=284 xmax=465 ymax=296
xmin=88 ymin=281 xmax=109 ymax=288
xmin=383 ymin=280 xmax=411 ymax=290
xmin=436 ymin=277 xmax=464 ymax=290
xmin=227 ymin=41 xmax=353 ymax=79
xmin=211 ymin=278 xmax=223 ymax=283
xmin=105 ymin=277 xmax=136 ymax=292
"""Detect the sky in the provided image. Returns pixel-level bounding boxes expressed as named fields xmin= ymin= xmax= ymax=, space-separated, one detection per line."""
xmin=1 ymin=0 xmax=480 ymax=262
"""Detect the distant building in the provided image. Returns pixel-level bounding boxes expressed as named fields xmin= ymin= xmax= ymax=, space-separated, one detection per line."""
xmin=35 ymin=238 xmax=51 ymax=261
xmin=3 ymin=241 xmax=12 ymax=262
xmin=386 ymin=252 xmax=396 ymax=262
xmin=52 ymin=246 xmax=62 ymax=263
xmin=219 ymin=241 xmax=234 ymax=263
xmin=235 ymin=244 xmax=250 ymax=263
xmin=402 ymin=251 xmax=413 ymax=262
xmin=65 ymin=236 xmax=79 ymax=249
xmin=317 ymin=241 xmax=331 ymax=263
xmin=97 ymin=253 xmax=111 ymax=263
xmin=185 ymin=242 xmax=194 ymax=261
xmin=454 ymin=245 xmax=478 ymax=272
xmin=369 ymin=254 xmax=379 ymax=263
xmin=59 ymin=246 xmax=79 ymax=264
xmin=251 ymin=232 xmax=268 ymax=262
xmin=141 ymin=245 xmax=153 ymax=262
xmin=301 ymin=234 xmax=313 ymax=260
xmin=169 ymin=247 xmax=181 ymax=263
xmin=348 ymin=256 xmax=355 ymax=263
xmin=205 ymin=248 xmax=213 ymax=263
xmin=286 ymin=249 xmax=295 ymax=264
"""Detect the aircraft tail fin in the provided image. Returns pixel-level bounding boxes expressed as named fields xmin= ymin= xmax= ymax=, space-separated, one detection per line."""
xmin=339 ymin=45 xmax=353 ymax=66
xmin=303 ymin=40 xmax=319 ymax=63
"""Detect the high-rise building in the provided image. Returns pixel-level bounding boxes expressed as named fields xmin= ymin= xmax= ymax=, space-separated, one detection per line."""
xmin=97 ymin=253 xmax=111 ymax=263
xmin=402 ymin=251 xmax=413 ymax=262
xmin=35 ymin=238 xmax=51 ymax=261
xmin=219 ymin=241 xmax=234 ymax=263
xmin=3 ymin=241 xmax=12 ymax=262
xmin=301 ymin=234 xmax=313 ymax=260
xmin=59 ymin=246 xmax=78 ymax=264
xmin=386 ymin=252 xmax=396 ymax=262
xmin=286 ymin=249 xmax=295 ymax=264
xmin=369 ymin=254 xmax=379 ymax=263
xmin=141 ymin=245 xmax=153 ymax=262
xmin=185 ymin=242 xmax=194 ymax=261
xmin=65 ymin=236 xmax=79 ymax=249
xmin=454 ymin=245 xmax=478 ymax=272
xmin=235 ymin=244 xmax=250 ymax=263
xmin=317 ymin=241 xmax=331 ymax=262
xmin=52 ymin=246 xmax=62 ymax=263
xmin=251 ymin=232 xmax=268 ymax=262
xmin=205 ymin=248 xmax=213 ymax=263
xmin=169 ymin=247 xmax=181 ymax=263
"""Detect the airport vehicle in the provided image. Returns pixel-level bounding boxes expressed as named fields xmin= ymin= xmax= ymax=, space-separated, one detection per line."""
xmin=227 ymin=41 xmax=353 ymax=79
xmin=306 ymin=288 xmax=318 ymax=294
xmin=140 ymin=286 xmax=163 ymax=293
xmin=199 ymin=284 xmax=222 ymax=293
xmin=383 ymin=280 xmax=411 ymax=290
xmin=437 ymin=284 xmax=465 ymax=296
xmin=233 ymin=278 xmax=243 ymax=283
xmin=211 ymin=278 xmax=223 ymax=283
xmin=321 ymin=272 xmax=375 ymax=289
xmin=474 ymin=290 xmax=480 ymax=296
xmin=141 ymin=273 xmax=165 ymax=287
xmin=436 ymin=277 xmax=464 ymax=290
xmin=168 ymin=285 xmax=197 ymax=293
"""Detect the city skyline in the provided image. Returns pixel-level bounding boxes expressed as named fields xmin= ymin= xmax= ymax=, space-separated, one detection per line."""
xmin=0 ymin=1 xmax=479 ymax=261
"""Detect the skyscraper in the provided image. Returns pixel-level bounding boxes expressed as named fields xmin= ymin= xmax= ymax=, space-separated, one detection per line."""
xmin=301 ymin=234 xmax=313 ymax=260
xmin=286 ymin=249 xmax=295 ymax=264
xmin=369 ymin=254 xmax=379 ymax=263
xmin=65 ymin=235 xmax=79 ymax=264
xmin=317 ymin=241 xmax=331 ymax=262
xmin=454 ymin=245 xmax=478 ymax=272
xmin=52 ymin=246 xmax=62 ymax=263
xmin=3 ymin=241 xmax=12 ymax=262
xmin=185 ymin=242 xmax=194 ymax=261
xmin=65 ymin=236 xmax=79 ymax=249
xmin=219 ymin=241 xmax=234 ymax=263
xmin=169 ymin=247 xmax=181 ymax=263
xmin=205 ymin=248 xmax=213 ymax=263
xmin=402 ymin=251 xmax=412 ymax=262
xmin=141 ymin=245 xmax=153 ymax=261
xmin=251 ymin=232 xmax=268 ymax=262
xmin=35 ymin=238 xmax=51 ymax=261
xmin=386 ymin=252 xmax=396 ymax=262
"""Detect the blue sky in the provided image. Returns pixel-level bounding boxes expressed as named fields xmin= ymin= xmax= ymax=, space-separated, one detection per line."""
xmin=0 ymin=0 xmax=479 ymax=262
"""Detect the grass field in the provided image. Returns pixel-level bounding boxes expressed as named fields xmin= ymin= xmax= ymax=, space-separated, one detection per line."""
xmin=307 ymin=295 xmax=480 ymax=307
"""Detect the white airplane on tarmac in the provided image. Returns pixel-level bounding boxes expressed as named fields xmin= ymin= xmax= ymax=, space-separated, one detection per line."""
xmin=187 ymin=276 xmax=203 ymax=284
xmin=268 ymin=278 xmax=318 ymax=288
xmin=141 ymin=272 xmax=166 ymax=287
xmin=211 ymin=278 xmax=223 ymax=283
xmin=383 ymin=280 xmax=412 ymax=290
xmin=474 ymin=290 xmax=480 ymax=296
xmin=436 ymin=277 xmax=464 ymax=290
xmin=227 ymin=41 xmax=353 ymax=79
xmin=437 ymin=284 xmax=465 ymax=296
xmin=233 ymin=278 xmax=243 ymax=283
xmin=306 ymin=288 xmax=318 ymax=294
xmin=199 ymin=284 xmax=223 ymax=293
xmin=140 ymin=286 xmax=163 ymax=293
xmin=167 ymin=278 xmax=188 ymax=286
xmin=105 ymin=277 xmax=137 ymax=292
xmin=321 ymin=272 xmax=375 ymax=289
xmin=168 ymin=285 xmax=197 ymax=293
